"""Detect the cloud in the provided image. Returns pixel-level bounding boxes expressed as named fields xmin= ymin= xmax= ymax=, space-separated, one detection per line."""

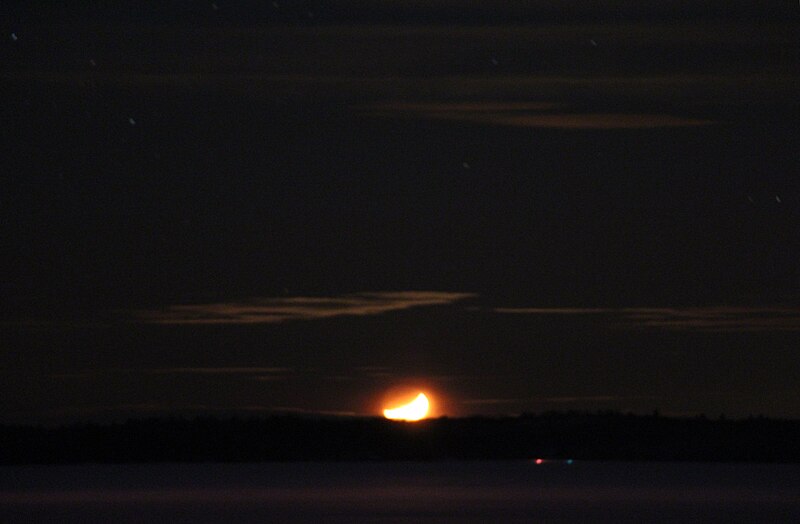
xmin=360 ymin=101 xmax=561 ymax=115
xmin=462 ymin=396 xmax=618 ymax=405
xmin=44 ymin=367 xmax=293 ymax=380
xmin=136 ymin=291 xmax=475 ymax=324
xmin=5 ymin=70 xmax=792 ymax=110
xmin=482 ymin=113 xmax=712 ymax=129
xmin=462 ymin=395 xmax=655 ymax=406
xmin=38 ymin=403 xmax=356 ymax=417
xmin=493 ymin=306 xmax=800 ymax=332
xmin=46 ymin=372 xmax=95 ymax=380
xmin=266 ymin=407 xmax=359 ymax=417
xmin=251 ymin=375 xmax=291 ymax=382
xmin=150 ymin=367 xmax=291 ymax=375
xmin=494 ymin=307 xmax=622 ymax=315
xmin=461 ymin=398 xmax=522 ymax=406
xmin=361 ymin=101 xmax=711 ymax=129
xmin=538 ymin=396 xmax=623 ymax=403
xmin=353 ymin=366 xmax=392 ymax=372
xmin=622 ymin=307 xmax=800 ymax=332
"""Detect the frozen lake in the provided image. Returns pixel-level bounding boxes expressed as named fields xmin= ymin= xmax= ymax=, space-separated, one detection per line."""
xmin=2 ymin=461 xmax=800 ymax=522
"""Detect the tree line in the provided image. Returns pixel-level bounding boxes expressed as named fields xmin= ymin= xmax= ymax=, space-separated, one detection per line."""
xmin=2 ymin=411 xmax=799 ymax=465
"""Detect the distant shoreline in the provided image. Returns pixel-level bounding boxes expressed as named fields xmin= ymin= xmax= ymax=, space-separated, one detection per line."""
xmin=3 ymin=412 xmax=799 ymax=465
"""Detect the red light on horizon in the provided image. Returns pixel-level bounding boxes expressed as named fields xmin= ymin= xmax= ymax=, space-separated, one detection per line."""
xmin=535 ymin=458 xmax=543 ymax=465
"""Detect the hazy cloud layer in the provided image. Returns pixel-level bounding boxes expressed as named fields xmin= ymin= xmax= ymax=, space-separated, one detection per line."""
xmin=33 ymin=403 xmax=356 ymax=418
xmin=4 ymin=71 xmax=794 ymax=109
xmin=459 ymin=396 xmax=661 ymax=415
xmin=150 ymin=367 xmax=291 ymax=375
xmin=137 ymin=291 xmax=475 ymax=324
xmin=362 ymin=101 xmax=712 ymax=129
xmin=483 ymin=113 xmax=712 ymax=129
xmin=360 ymin=101 xmax=561 ymax=114
xmin=494 ymin=306 xmax=800 ymax=332
xmin=462 ymin=396 xmax=620 ymax=405
xmin=44 ymin=368 xmax=293 ymax=380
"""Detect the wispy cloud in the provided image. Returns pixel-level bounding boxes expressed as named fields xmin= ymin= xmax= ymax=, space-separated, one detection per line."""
xmin=266 ymin=407 xmax=359 ymax=417
xmin=46 ymin=372 xmax=96 ymax=380
xmin=538 ymin=396 xmax=625 ymax=403
xmin=482 ymin=113 xmax=712 ymax=129
xmin=623 ymin=307 xmax=800 ymax=332
xmin=494 ymin=307 xmax=622 ymax=315
xmin=353 ymin=366 xmax=392 ymax=372
xmin=38 ymin=403 xmax=356 ymax=417
xmin=493 ymin=306 xmax=800 ymax=332
xmin=360 ymin=101 xmax=561 ymax=116
xmin=251 ymin=375 xmax=292 ymax=382
xmin=461 ymin=398 xmax=522 ymax=406
xmin=360 ymin=100 xmax=712 ymax=129
xmin=45 ymin=367 xmax=292 ymax=380
xmin=150 ymin=367 xmax=291 ymax=375
xmin=136 ymin=291 xmax=475 ymax=324
xmin=462 ymin=395 xmax=655 ymax=406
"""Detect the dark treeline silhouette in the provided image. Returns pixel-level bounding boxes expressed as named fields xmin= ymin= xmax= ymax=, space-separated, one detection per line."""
xmin=2 ymin=412 xmax=800 ymax=465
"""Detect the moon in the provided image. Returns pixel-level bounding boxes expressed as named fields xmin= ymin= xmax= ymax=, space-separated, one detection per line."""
xmin=383 ymin=392 xmax=430 ymax=421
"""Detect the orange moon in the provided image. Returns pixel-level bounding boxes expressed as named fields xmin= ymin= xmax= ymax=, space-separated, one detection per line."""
xmin=383 ymin=392 xmax=430 ymax=421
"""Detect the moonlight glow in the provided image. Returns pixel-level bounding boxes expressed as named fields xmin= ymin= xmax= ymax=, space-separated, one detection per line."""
xmin=383 ymin=392 xmax=430 ymax=421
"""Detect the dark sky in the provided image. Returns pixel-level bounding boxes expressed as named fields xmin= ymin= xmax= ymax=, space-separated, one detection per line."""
xmin=2 ymin=1 xmax=800 ymax=423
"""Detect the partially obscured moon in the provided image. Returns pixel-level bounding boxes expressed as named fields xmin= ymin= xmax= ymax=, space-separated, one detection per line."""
xmin=383 ymin=392 xmax=430 ymax=421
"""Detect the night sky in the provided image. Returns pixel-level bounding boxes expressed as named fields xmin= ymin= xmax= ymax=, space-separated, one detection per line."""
xmin=2 ymin=1 xmax=800 ymax=423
